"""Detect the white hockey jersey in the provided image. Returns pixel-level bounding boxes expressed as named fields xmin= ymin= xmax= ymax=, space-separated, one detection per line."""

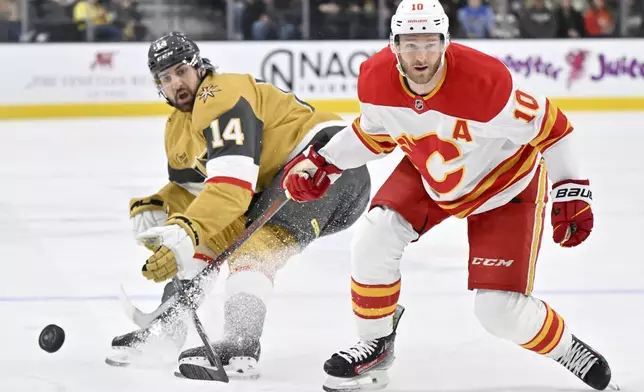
xmin=320 ymin=43 xmax=573 ymax=218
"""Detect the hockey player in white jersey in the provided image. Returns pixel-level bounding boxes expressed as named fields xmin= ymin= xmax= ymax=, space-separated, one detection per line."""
xmin=280 ymin=0 xmax=615 ymax=390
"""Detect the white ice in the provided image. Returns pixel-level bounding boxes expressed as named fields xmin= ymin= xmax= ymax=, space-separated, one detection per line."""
xmin=0 ymin=112 xmax=642 ymax=392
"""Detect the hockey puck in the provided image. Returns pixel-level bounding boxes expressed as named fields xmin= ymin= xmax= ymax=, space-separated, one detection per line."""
xmin=39 ymin=324 xmax=65 ymax=353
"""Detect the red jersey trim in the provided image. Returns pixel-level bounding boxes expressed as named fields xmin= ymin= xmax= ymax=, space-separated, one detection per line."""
xmin=530 ymin=100 xmax=573 ymax=153
xmin=436 ymin=145 xmax=541 ymax=218
xmin=351 ymin=117 xmax=397 ymax=154
xmin=205 ymin=176 xmax=255 ymax=194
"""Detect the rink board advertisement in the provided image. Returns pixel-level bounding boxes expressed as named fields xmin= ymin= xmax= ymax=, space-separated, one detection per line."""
xmin=1 ymin=39 xmax=644 ymax=118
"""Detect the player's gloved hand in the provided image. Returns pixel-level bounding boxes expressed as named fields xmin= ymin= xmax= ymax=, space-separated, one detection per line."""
xmin=550 ymin=179 xmax=593 ymax=247
xmin=129 ymin=195 xmax=168 ymax=249
xmin=137 ymin=215 xmax=201 ymax=282
xmin=280 ymin=145 xmax=342 ymax=202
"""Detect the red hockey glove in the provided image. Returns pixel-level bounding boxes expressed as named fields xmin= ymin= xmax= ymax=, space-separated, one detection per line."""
xmin=280 ymin=145 xmax=343 ymax=202
xmin=550 ymin=179 xmax=593 ymax=247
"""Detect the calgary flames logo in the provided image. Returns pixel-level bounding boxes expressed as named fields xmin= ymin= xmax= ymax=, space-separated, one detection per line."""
xmin=396 ymin=132 xmax=464 ymax=195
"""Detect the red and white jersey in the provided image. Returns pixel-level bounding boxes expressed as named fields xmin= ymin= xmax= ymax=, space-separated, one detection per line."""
xmin=322 ymin=43 xmax=573 ymax=218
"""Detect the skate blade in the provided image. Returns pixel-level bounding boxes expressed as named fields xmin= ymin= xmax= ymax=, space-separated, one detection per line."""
xmin=105 ymin=347 xmax=137 ymax=367
xmin=607 ymin=381 xmax=620 ymax=391
xmin=323 ymin=370 xmax=389 ymax=392
xmin=227 ymin=356 xmax=260 ymax=379
xmin=105 ymin=356 xmax=130 ymax=367
xmin=106 ymin=344 xmax=179 ymax=369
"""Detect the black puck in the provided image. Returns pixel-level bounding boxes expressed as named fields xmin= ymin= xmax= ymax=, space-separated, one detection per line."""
xmin=39 ymin=324 xmax=65 ymax=353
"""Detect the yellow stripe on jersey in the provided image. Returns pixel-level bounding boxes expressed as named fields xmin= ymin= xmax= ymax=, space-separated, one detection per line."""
xmin=525 ymin=160 xmax=548 ymax=296
xmin=351 ymin=117 xmax=397 ymax=155
xmin=436 ymin=146 xmax=540 ymax=218
xmin=530 ymin=99 xmax=574 ymax=153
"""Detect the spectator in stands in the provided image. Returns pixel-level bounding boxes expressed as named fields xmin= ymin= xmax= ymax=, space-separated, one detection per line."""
xmin=27 ymin=0 xmax=77 ymax=42
xmin=476 ymin=0 xmax=519 ymax=38
xmin=441 ymin=0 xmax=464 ymax=37
xmin=583 ymin=0 xmax=614 ymax=36
xmin=457 ymin=0 xmax=495 ymax=38
xmin=616 ymin=0 xmax=644 ymax=36
xmin=241 ymin=0 xmax=266 ymax=39
xmin=251 ymin=0 xmax=297 ymax=39
xmin=346 ymin=0 xmax=376 ymax=39
xmin=312 ymin=0 xmax=351 ymax=39
xmin=252 ymin=12 xmax=276 ymax=39
xmin=73 ymin=0 xmax=122 ymax=41
xmin=554 ymin=0 xmax=585 ymax=37
xmin=114 ymin=0 xmax=147 ymax=40
xmin=273 ymin=0 xmax=299 ymax=38
xmin=519 ymin=0 xmax=556 ymax=37
xmin=0 ymin=0 xmax=20 ymax=41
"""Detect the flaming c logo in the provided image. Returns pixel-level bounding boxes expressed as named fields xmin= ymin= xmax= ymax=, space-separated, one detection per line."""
xmin=565 ymin=49 xmax=589 ymax=89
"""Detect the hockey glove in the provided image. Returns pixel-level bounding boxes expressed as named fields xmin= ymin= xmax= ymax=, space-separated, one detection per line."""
xmin=129 ymin=194 xmax=168 ymax=249
xmin=550 ymin=179 xmax=593 ymax=247
xmin=138 ymin=215 xmax=201 ymax=282
xmin=280 ymin=145 xmax=343 ymax=202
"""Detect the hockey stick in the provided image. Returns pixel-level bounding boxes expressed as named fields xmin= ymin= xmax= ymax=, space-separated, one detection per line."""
xmin=119 ymin=193 xmax=289 ymax=329
xmin=170 ymin=277 xmax=229 ymax=382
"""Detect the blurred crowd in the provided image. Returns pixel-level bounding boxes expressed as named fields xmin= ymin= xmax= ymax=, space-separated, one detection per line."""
xmin=0 ymin=0 xmax=147 ymax=41
xmin=1 ymin=0 xmax=642 ymax=42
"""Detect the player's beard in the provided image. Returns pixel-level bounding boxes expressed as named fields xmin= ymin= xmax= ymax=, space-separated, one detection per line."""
xmin=173 ymin=86 xmax=195 ymax=112
xmin=402 ymin=58 xmax=441 ymax=86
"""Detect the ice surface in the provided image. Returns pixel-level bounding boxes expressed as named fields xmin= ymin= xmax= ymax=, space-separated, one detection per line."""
xmin=0 ymin=113 xmax=642 ymax=391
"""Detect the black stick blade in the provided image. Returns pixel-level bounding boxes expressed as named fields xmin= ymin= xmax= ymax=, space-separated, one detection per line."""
xmin=178 ymin=363 xmax=229 ymax=382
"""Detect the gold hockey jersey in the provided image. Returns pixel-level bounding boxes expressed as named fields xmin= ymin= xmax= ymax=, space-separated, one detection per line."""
xmin=158 ymin=72 xmax=344 ymax=245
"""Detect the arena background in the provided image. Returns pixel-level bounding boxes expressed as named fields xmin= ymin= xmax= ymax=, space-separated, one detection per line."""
xmin=1 ymin=1 xmax=643 ymax=391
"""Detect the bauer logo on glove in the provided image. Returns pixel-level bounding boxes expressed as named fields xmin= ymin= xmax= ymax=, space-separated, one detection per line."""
xmin=550 ymin=179 xmax=593 ymax=248
xmin=554 ymin=187 xmax=592 ymax=200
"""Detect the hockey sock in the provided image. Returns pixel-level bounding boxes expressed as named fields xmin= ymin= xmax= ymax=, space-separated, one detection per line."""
xmin=519 ymin=299 xmax=572 ymax=359
xmin=351 ymin=277 xmax=402 ymax=340
xmin=475 ymin=289 xmax=572 ymax=359
xmin=223 ymin=270 xmax=272 ymax=340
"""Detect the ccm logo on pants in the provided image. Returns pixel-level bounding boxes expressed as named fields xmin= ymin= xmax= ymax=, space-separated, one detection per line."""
xmin=471 ymin=258 xmax=514 ymax=267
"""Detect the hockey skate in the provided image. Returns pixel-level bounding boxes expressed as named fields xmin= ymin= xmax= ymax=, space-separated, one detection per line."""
xmin=106 ymin=281 xmax=189 ymax=367
xmin=322 ymin=305 xmax=405 ymax=392
xmin=177 ymin=334 xmax=261 ymax=380
xmin=176 ymin=291 xmax=267 ymax=380
xmin=556 ymin=335 xmax=619 ymax=391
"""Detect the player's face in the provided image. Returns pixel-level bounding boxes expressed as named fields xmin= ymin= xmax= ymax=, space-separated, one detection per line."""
xmin=396 ymin=33 xmax=443 ymax=85
xmin=158 ymin=63 xmax=200 ymax=112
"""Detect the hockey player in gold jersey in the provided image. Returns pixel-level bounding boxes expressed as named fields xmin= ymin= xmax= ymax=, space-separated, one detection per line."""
xmin=106 ymin=32 xmax=371 ymax=379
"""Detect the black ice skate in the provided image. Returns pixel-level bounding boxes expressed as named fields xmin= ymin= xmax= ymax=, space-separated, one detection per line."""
xmin=177 ymin=334 xmax=261 ymax=380
xmin=556 ymin=335 xmax=619 ymax=391
xmin=106 ymin=321 xmax=188 ymax=367
xmin=322 ymin=305 xmax=405 ymax=392
xmin=105 ymin=281 xmax=189 ymax=367
xmin=106 ymin=327 xmax=150 ymax=366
